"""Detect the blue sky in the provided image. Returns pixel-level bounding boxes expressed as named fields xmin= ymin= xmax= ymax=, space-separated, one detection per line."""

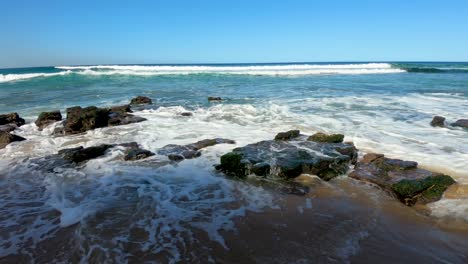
xmin=1 ymin=0 xmax=468 ymax=68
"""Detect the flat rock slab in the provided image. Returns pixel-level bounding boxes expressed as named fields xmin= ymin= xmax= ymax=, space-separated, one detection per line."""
xmin=349 ymin=153 xmax=456 ymax=206
xmin=218 ymin=135 xmax=357 ymax=180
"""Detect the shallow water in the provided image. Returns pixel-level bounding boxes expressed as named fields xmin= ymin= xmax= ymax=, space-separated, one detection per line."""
xmin=1 ymin=62 xmax=468 ymax=263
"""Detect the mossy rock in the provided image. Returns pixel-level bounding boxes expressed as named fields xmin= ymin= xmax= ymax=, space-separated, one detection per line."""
xmin=391 ymin=175 xmax=456 ymax=205
xmin=308 ymin=132 xmax=344 ymax=143
xmin=220 ymin=152 xmax=246 ymax=178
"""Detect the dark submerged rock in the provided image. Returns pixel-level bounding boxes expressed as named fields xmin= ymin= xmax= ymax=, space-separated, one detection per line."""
xmin=35 ymin=111 xmax=62 ymax=130
xmin=451 ymin=119 xmax=468 ymax=129
xmin=130 ymin=96 xmax=152 ymax=105
xmin=308 ymin=132 xmax=344 ymax=143
xmin=349 ymin=153 xmax=456 ymax=206
xmin=219 ymin=132 xmax=357 ymax=180
xmin=158 ymin=138 xmax=235 ymax=161
xmin=0 ymin=131 xmax=26 ymax=149
xmin=124 ymin=148 xmax=155 ymax=161
xmin=274 ymin=130 xmax=300 ymax=141
xmin=430 ymin=116 xmax=446 ymax=127
xmin=0 ymin=112 xmax=25 ymax=127
xmin=208 ymin=97 xmax=222 ymax=102
xmin=181 ymin=112 xmax=193 ymax=117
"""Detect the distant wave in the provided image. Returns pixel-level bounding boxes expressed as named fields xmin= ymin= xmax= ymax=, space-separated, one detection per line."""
xmin=0 ymin=71 xmax=72 ymax=83
xmin=56 ymin=63 xmax=405 ymax=76
xmin=1 ymin=63 xmax=405 ymax=83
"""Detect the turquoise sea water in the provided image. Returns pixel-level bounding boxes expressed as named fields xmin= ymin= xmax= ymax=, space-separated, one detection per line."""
xmin=1 ymin=62 xmax=468 ymax=262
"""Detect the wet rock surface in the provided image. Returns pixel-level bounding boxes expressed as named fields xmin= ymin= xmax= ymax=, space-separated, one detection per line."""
xmin=181 ymin=112 xmax=193 ymax=117
xmin=122 ymin=143 xmax=155 ymax=161
xmin=130 ymin=96 xmax=152 ymax=105
xmin=349 ymin=153 xmax=456 ymax=206
xmin=0 ymin=112 xmax=25 ymax=127
xmin=218 ymin=131 xmax=357 ymax=181
xmin=0 ymin=124 xmax=18 ymax=133
xmin=430 ymin=116 xmax=446 ymax=127
xmin=35 ymin=111 xmax=62 ymax=130
xmin=158 ymin=138 xmax=235 ymax=161
xmin=451 ymin=119 xmax=468 ymax=129
xmin=59 ymin=144 xmax=113 ymax=163
xmin=308 ymin=132 xmax=344 ymax=143
xmin=55 ymin=104 xmax=146 ymax=135
xmin=0 ymin=131 xmax=26 ymax=149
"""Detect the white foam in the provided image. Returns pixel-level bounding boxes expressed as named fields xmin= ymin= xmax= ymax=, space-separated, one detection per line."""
xmin=0 ymin=70 xmax=72 ymax=83
xmin=58 ymin=63 xmax=405 ymax=76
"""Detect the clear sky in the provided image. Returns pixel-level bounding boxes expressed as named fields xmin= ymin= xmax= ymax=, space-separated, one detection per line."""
xmin=1 ymin=0 xmax=468 ymax=68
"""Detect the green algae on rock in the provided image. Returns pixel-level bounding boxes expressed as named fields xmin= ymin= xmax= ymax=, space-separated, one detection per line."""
xmin=308 ymin=132 xmax=344 ymax=143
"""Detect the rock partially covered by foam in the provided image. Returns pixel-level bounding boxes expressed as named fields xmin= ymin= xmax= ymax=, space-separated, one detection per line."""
xmin=349 ymin=153 xmax=456 ymax=206
xmin=130 ymin=96 xmax=152 ymax=105
xmin=35 ymin=111 xmax=62 ymax=130
xmin=208 ymin=96 xmax=222 ymax=102
xmin=59 ymin=144 xmax=113 ymax=163
xmin=158 ymin=138 xmax=235 ymax=161
xmin=430 ymin=116 xmax=446 ymax=127
xmin=121 ymin=142 xmax=155 ymax=161
xmin=0 ymin=131 xmax=26 ymax=149
xmin=0 ymin=112 xmax=25 ymax=127
xmin=451 ymin=119 xmax=468 ymax=129
xmin=218 ymin=131 xmax=357 ymax=180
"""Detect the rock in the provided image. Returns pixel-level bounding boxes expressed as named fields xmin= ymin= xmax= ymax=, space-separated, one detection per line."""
xmin=58 ymin=144 xmax=113 ymax=163
xmin=58 ymin=104 xmax=147 ymax=135
xmin=108 ymin=112 xmax=146 ymax=126
xmin=218 ymin=136 xmax=357 ymax=180
xmin=349 ymin=153 xmax=456 ymax=206
xmin=308 ymin=132 xmax=344 ymax=143
xmin=63 ymin=106 xmax=110 ymax=135
xmin=35 ymin=111 xmax=62 ymax=130
xmin=451 ymin=119 xmax=468 ymax=129
xmin=0 ymin=124 xmax=18 ymax=133
xmin=0 ymin=112 xmax=25 ymax=127
xmin=181 ymin=112 xmax=193 ymax=117
xmin=130 ymin=96 xmax=152 ymax=105
xmin=208 ymin=97 xmax=222 ymax=102
xmin=430 ymin=116 xmax=446 ymax=127
xmin=274 ymin=130 xmax=300 ymax=141
xmin=124 ymin=148 xmax=155 ymax=161
xmin=109 ymin=104 xmax=132 ymax=114
xmin=158 ymin=138 xmax=235 ymax=161
xmin=0 ymin=131 xmax=26 ymax=149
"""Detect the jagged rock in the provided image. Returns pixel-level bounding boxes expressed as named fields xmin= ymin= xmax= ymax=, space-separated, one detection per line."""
xmin=274 ymin=130 xmax=300 ymax=141
xmin=57 ymin=104 xmax=147 ymax=135
xmin=430 ymin=116 xmax=446 ymax=127
xmin=181 ymin=112 xmax=193 ymax=117
xmin=158 ymin=138 xmax=235 ymax=161
xmin=130 ymin=96 xmax=152 ymax=105
xmin=0 ymin=112 xmax=25 ymax=127
xmin=62 ymin=106 xmax=110 ymax=135
xmin=0 ymin=124 xmax=18 ymax=133
xmin=58 ymin=144 xmax=113 ymax=163
xmin=349 ymin=153 xmax=456 ymax=206
xmin=218 ymin=132 xmax=357 ymax=180
xmin=451 ymin=119 xmax=468 ymax=129
xmin=0 ymin=131 xmax=26 ymax=149
xmin=208 ymin=97 xmax=222 ymax=102
xmin=35 ymin=111 xmax=62 ymax=130
xmin=308 ymin=132 xmax=344 ymax=143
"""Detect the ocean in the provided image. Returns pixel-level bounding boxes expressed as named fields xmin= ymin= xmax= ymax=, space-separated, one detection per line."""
xmin=1 ymin=62 xmax=467 ymax=263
